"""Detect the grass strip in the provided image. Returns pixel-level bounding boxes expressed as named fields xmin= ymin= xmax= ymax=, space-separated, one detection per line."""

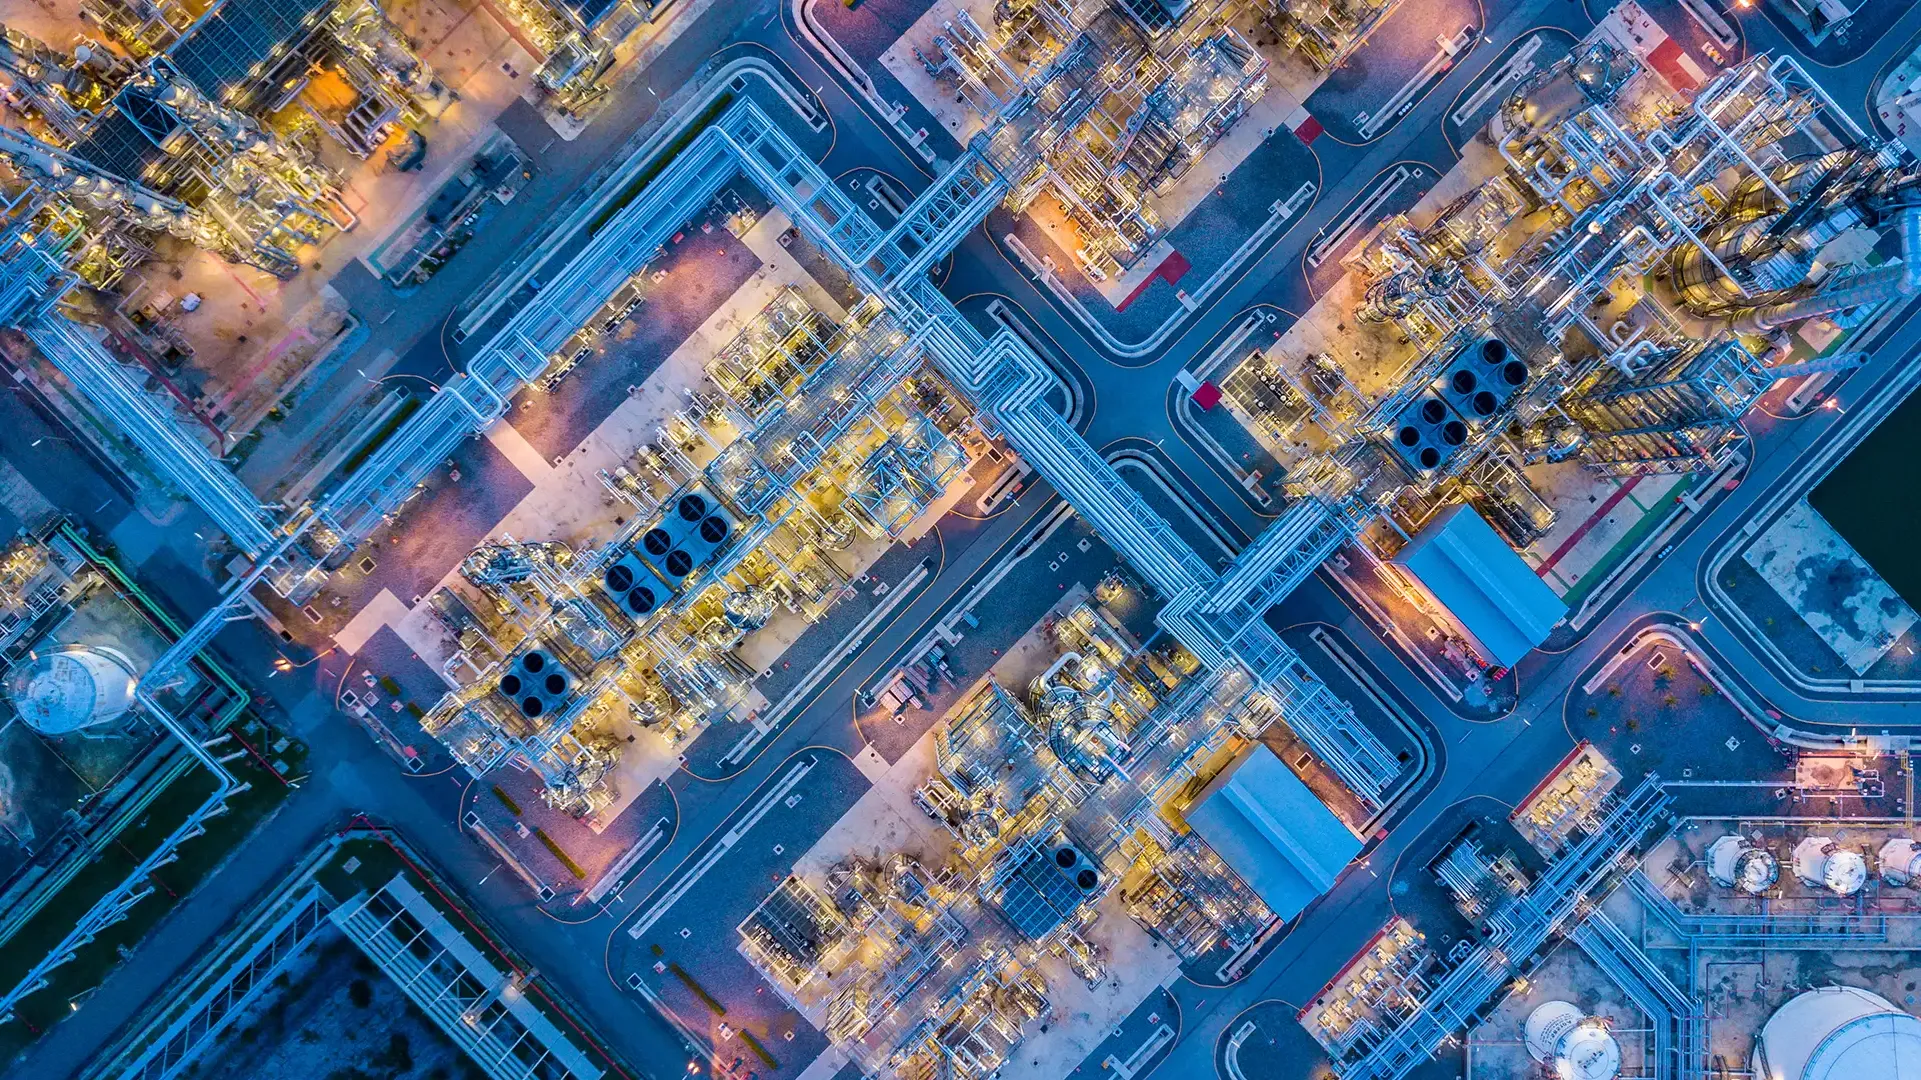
xmin=339 ymin=396 xmax=423 ymax=478
xmin=491 ymin=786 xmax=522 ymax=816
xmin=741 ymin=1030 xmax=778 ymax=1069
xmin=534 ymin=829 xmax=586 ymax=879
xmin=668 ymin=963 xmax=726 ymax=1016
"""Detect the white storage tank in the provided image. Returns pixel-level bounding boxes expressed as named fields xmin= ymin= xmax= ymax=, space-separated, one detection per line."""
xmin=4 ymin=645 xmax=139 ymax=735
xmin=1754 ymin=986 xmax=1921 ymax=1080
xmin=1525 ymin=1000 xmax=1622 ymax=1080
xmin=1879 ymin=838 xmax=1921 ymax=887
xmin=1708 ymin=834 xmax=1780 ymax=895
xmin=1793 ymin=837 xmax=1868 ymax=896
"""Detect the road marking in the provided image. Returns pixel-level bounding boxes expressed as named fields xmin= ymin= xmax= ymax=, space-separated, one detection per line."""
xmin=1223 ymin=1021 xmax=1259 ymax=1080
xmin=588 ymin=817 xmax=669 ymax=905
xmin=627 ymin=756 xmax=817 ymax=939
xmin=1107 ymin=1024 xmax=1176 ymax=1080
xmin=1308 ymin=165 xmax=1422 ymax=270
xmin=1451 ymin=35 xmax=1547 ymax=129
xmin=1358 ymin=28 xmax=1474 ymax=140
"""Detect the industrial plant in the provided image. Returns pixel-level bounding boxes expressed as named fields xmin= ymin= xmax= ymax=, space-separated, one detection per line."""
xmin=0 ymin=2 xmax=1917 ymax=1080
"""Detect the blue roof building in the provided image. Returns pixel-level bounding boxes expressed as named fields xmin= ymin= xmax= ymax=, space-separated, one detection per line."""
xmin=1187 ymin=747 xmax=1361 ymax=924
xmin=1392 ymin=504 xmax=1568 ymax=668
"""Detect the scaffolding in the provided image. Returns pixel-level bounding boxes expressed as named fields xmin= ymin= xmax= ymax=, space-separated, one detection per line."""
xmin=1339 ymin=46 xmax=1912 ymax=492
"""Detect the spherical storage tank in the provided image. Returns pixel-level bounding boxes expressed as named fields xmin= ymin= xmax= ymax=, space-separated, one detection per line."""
xmin=1525 ymin=1000 xmax=1622 ymax=1080
xmin=4 ymin=645 xmax=139 ymax=734
xmin=1754 ymin=986 xmax=1921 ymax=1080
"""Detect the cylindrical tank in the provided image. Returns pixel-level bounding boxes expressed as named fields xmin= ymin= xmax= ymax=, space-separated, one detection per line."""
xmin=1880 ymin=839 xmax=1921 ymax=887
xmin=1708 ymin=834 xmax=1780 ymax=895
xmin=1525 ymin=1000 xmax=1621 ymax=1080
xmin=1793 ymin=837 xmax=1868 ymax=896
xmin=1754 ymin=986 xmax=1921 ymax=1080
xmin=5 ymin=645 xmax=139 ymax=735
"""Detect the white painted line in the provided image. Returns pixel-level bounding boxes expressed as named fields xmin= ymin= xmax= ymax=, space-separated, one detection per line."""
xmin=627 ymin=757 xmax=818 ymax=939
xmin=744 ymin=563 xmax=931 ymax=752
xmin=1451 ymin=35 xmax=1546 ymax=128
xmin=1224 ymin=1021 xmax=1259 ymax=1080
xmin=1308 ymin=166 xmax=1420 ymax=269
xmin=1107 ymin=1024 xmax=1177 ymax=1080
xmin=1358 ymin=30 xmax=1472 ymax=139
xmin=588 ymin=817 xmax=669 ymax=904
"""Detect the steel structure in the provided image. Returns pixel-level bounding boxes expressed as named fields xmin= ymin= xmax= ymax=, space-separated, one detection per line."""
xmin=112 ymin=887 xmax=336 ymax=1080
xmin=0 ymin=208 xmax=278 ymax=555
xmin=333 ymin=873 xmax=605 ymax=1080
xmin=306 ymin=94 xmax=1401 ymax=809
xmin=1337 ymin=773 xmax=1674 ymax=1080
xmin=925 ymin=0 xmax=1268 ymax=279
xmin=1340 ymin=49 xmax=1910 ymax=492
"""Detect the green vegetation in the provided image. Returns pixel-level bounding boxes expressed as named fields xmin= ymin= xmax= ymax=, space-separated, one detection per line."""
xmin=741 ymin=1030 xmax=778 ymax=1069
xmin=0 ymin=737 xmax=297 ymax=1052
xmin=668 ymin=963 xmax=726 ymax=1016
xmin=1559 ymin=473 xmax=1698 ymax=611
xmin=491 ymin=786 xmax=522 ymax=816
xmin=585 ymin=93 xmax=734 ymax=239
xmin=339 ymin=396 xmax=424 ymax=479
xmin=377 ymin=676 xmax=402 ymax=696
xmin=534 ymin=829 xmax=586 ymax=879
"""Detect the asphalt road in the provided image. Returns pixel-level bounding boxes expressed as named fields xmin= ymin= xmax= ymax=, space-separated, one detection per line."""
xmin=18 ymin=1 xmax=1921 ymax=1079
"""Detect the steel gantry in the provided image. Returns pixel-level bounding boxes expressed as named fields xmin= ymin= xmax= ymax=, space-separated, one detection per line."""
xmin=0 ymin=210 xmax=278 ymax=556
xmin=1339 ymin=774 xmax=1675 ymax=1080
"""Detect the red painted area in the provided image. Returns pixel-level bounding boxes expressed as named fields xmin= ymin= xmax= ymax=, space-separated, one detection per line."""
xmin=1192 ymin=381 xmax=1222 ymax=410
xmin=1160 ymin=250 xmax=1191 ymax=285
xmin=1647 ymin=38 xmax=1700 ymax=91
xmin=1512 ymin=740 xmax=1595 ymax=818
xmin=1535 ymin=475 xmax=1645 ymax=576
xmin=1116 ymin=249 xmax=1192 ymax=312
xmin=1295 ymin=115 xmax=1324 ymax=144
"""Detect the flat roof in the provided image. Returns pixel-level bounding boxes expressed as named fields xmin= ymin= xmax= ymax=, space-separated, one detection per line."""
xmin=1188 ymin=746 xmax=1360 ymax=923
xmin=1393 ymin=503 xmax=1567 ymax=667
xmin=167 ymin=0 xmax=332 ymax=103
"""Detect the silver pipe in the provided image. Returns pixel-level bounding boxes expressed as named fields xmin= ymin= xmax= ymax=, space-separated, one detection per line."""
xmin=1737 ymin=206 xmax=1921 ymax=331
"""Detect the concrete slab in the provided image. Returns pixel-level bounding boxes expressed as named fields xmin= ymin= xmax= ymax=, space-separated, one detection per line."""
xmin=1744 ymin=500 xmax=1918 ymax=676
xmin=335 ymin=588 xmax=413 ymax=655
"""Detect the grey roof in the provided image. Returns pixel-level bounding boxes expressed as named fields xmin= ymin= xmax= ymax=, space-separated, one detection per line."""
xmin=1392 ymin=503 xmax=1567 ymax=668
xmin=1188 ymin=747 xmax=1361 ymax=923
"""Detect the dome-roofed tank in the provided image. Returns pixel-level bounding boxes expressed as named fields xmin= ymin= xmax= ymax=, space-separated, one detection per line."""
xmin=1881 ymin=839 xmax=1921 ymax=887
xmin=1754 ymin=986 xmax=1921 ymax=1080
xmin=1708 ymin=834 xmax=1780 ymax=895
xmin=1525 ymin=1000 xmax=1622 ymax=1080
xmin=1794 ymin=837 xmax=1868 ymax=896
xmin=5 ymin=645 xmax=140 ymax=735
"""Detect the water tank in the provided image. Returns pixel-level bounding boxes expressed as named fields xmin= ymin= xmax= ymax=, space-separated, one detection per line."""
xmin=1754 ymin=986 xmax=1921 ymax=1080
xmin=5 ymin=645 xmax=139 ymax=735
xmin=1708 ymin=835 xmax=1780 ymax=895
xmin=1794 ymin=837 xmax=1868 ymax=896
xmin=1880 ymin=839 xmax=1921 ymax=887
xmin=1524 ymin=1000 xmax=1621 ymax=1080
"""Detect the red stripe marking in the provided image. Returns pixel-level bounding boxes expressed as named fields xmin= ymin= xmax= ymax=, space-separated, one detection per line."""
xmin=1536 ymin=475 xmax=1644 ymax=576
xmin=1116 ymin=249 xmax=1189 ymax=312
